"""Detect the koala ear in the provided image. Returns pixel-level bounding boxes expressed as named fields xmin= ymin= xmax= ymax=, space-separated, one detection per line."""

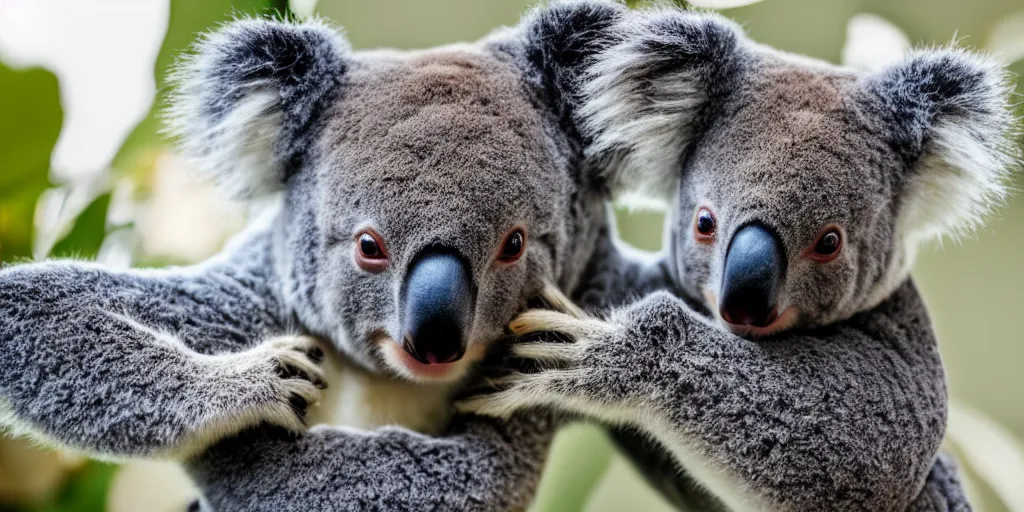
xmin=580 ymin=9 xmax=745 ymax=199
xmin=869 ymin=48 xmax=1019 ymax=243
xmin=166 ymin=18 xmax=349 ymax=199
xmin=519 ymin=0 xmax=627 ymax=134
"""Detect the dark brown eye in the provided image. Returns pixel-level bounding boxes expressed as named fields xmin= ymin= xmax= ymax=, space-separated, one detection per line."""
xmin=497 ymin=228 xmax=526 ymax=263
xmin=694 ymin=208 xmax=716 ymax=243
xmin=806 ymin=226 xmax=843 ymax=262
xmin=355 ymin=229 xmax=389 ymax=272
xmin=359 ymin=234 xmax=382 ymax=258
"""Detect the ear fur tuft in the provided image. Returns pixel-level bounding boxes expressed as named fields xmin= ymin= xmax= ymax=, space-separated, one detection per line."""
xmin=580 ymin=8 xmax=745 ymax=199
xmin=872 ymin=47 xmax=1020 ymax=248
xmin=519 ymin=0 xmax=627 ymax=139
xmin=165 ymin=17 xmax=349 ymax=199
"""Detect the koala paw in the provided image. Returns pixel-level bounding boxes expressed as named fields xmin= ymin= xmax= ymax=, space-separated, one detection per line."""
xmin=456 ymin=284 xmax=623 ymax=420
xmin=193 ymin=335 xmax=328 ymax=448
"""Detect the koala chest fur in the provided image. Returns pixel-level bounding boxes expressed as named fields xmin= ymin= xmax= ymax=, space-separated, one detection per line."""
xmin=306 ymin=339 xmax=456 ymax=435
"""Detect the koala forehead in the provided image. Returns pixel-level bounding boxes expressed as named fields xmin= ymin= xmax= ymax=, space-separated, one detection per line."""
xmin=312 ymin=47 xmax=568 ymax=264
xmin=687 ymin=58 xmax=898 ymax=236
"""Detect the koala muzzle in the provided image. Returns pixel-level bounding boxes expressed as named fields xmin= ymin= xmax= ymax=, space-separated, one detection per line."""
xmin=401 ymin=251 xmax=475 ymax=364
xmin=719 ymin=223 xmax=787 ymax=328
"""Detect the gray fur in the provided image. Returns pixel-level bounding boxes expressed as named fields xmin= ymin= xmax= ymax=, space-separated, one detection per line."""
xmin=0 ymin=224 xmax=318 ymax=458
xmin=165 ymin=18 xmax=349 ymax=199
xmin=187 ymin=413 xmax=558 ymax=512
xmin=0 ymin=1 xmax=620 ymax=506
xmin=582 ymin=8 xmax=1018 ymax=330
xmin=463 ymin=5 xmax=1017 ymax=511
xmin=0 ymin=3 xmax=1000 ymax=510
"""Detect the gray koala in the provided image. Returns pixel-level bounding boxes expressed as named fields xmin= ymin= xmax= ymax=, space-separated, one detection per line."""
xmin=461 ymin=6 xmax=1018 ymax=511
xmin=0 ymin=5 xmax=611 ymax=464
xmin=187 ymin=4 xmax=994 ymax=512
xmin=0 ymin=4 xmax=638 ymax=510
xmin=0 ymin=3 xmax=1001 ymax=512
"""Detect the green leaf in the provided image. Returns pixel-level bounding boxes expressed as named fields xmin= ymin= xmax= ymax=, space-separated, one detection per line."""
xmin=48 ymin=462 xmax=118 ymax=512
xmin=48 ymin=193 xmax=112 ymax=260
xmin=0 ymin=64 xmax=61 ymax=263
xmin=531 ymin=424 xmax=615 ymax=511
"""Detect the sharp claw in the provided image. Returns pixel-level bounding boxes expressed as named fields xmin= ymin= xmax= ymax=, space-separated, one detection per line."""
xmin=490 ymin=372 xmax=529 ymax=388
xmin=539 ymin=282 xmax=587 ymax=319
xmin=275 ymin=362 xmax=294 ymax=379
xmin=509 ymin=309 xmax=584 ymax=336
xmin=307 ymin=347 xmax=324 ymax=363
xmin=454 ymin=396 xmax=511 ymax=418
xmin=288 ymin=394 xmax=308 ymax=421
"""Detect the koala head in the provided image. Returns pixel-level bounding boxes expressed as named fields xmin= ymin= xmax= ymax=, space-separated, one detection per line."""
xmin=167 ymin=3 xmax=625 ymax=382
xmin=583 ymin=9 xmax=1019 ymax=337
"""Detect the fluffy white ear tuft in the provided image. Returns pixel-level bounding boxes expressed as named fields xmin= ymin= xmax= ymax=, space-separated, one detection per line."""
xmin=579 ymin=9 xmax=745 ymax=200
xmin=873 ymin=47 xmax=1020 ymax=250
xmin=165 ymin=17 xmax=349 ymax=200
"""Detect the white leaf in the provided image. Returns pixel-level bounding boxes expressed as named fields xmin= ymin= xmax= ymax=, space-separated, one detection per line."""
xmin=686 ymin=0 xmax=763 ymax=10
xmin=0 ymin=0 xmax=169 ymax=183
xmin=290 ymin=0 xmax=319 ymax=20
xmin=841 ymin=13 xmax=910 ymax=72
xmin=988 ymin=11 xmax=1024 ymax=65
xmin=946 ymin=401 xmax=1024 ymax=512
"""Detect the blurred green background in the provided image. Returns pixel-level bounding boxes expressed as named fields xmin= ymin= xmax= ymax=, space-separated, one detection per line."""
xmin=0 ymin=0 xmax=1021 ymax=511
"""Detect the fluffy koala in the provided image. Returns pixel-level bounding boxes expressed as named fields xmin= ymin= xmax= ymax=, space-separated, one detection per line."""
xmin=0 ymin=2 xmax=618 ymax=466
xmin=0 ymin=3 xmax=1002 ymax=512
xmin=461 ymin=6 xmax=1017 ymax=511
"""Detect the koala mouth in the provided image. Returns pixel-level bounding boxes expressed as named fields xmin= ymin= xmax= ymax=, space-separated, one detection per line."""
xmin=376 ymin=336 xmax=486 ymax=384
xmin=722 ymin=306 xmax=800 ymax=338
xmin=704 ymin=289 xmax=800 ymax=338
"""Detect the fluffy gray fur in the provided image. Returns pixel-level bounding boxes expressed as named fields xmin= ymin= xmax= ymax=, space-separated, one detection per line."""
xmin=0 ymin=2 xmax=623 ymax=457
xmin=0 ymin=2 xmax=1004 ymax=511
xmin=462 ymin=5 xmax=1017 ymax=511
xmin=0 ymin=2 xmax=631 ymax=509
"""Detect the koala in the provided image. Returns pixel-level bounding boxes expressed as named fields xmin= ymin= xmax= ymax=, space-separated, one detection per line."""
xmin=0 ymin=1 xmax=618 ymax=467
xmin=460 ymin=6 xmax=1017 ymax=511
xmin=0 ymin=3 xmax=997 ymax=512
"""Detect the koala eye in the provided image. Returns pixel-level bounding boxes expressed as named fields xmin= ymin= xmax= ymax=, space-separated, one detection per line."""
xmin=694 ymin=207 xmax=716 ymax=243
xmin=497 ymin=228 xmax=526 ymax=264
xmin=354 ymin=229 xmax=389 ymax=272
xmin=805 ymin=226 xmax=843 ymax=263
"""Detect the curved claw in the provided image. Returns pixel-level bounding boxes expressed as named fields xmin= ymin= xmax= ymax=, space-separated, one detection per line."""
xmin=538 ymin=282 xmax=588 ymax=319
xmin=509 ymin=310 xmax=588 ymax=336
xmin=509 ymin=309 xmax=617 ymax=342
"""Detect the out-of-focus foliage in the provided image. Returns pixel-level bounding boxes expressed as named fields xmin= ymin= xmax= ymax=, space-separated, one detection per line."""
xmin=48 ymin=193 xmax=112 ymax=260
xmin=113 ymin=0 xmax=276 ymax=180
xmin=0 ymin=64 xmax=60 ymax=263
xmin=0 ymin=1 xmax=278 ymax=510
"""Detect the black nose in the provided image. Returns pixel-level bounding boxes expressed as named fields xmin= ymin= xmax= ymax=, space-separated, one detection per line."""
xmin=719 ymin=223 xmax=786 ymax=328
xmin=401 ymin=251 xmax=474 ymax=364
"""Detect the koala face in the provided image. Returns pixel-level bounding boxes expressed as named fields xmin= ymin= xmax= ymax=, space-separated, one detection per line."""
xmin=168 ymin=5 xmax=625 ymax=381
xmin=674 ymin=64 xmax=905 ymax=335
xmin=283 ymin=49 xmax=574 ymax=382
xmin=583 ymin=9 xmax=1017 ymax=337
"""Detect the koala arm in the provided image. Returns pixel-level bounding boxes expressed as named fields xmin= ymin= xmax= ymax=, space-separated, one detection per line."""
xmin=0 ymin=225 xmax=324 ymax=460
xmin=910 ymin=452 xmax=971 ymax=511
xmin=186 ymin=411 xmax=557 ymax=512
xmin=462 ymin=281 xmax=948 ymax=511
